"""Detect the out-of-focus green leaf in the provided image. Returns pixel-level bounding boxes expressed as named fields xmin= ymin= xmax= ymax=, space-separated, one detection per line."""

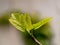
xmin=9 ymin=12 xmax=52 ymax=45
xmin=24 ymin=13 xmax=33 ymax=31
xmin=9 ymin=19 xmax=25 ymax=32
xmin=33 ymin=17 xmax=51 ymax=30
xmin=20 ymin=14 xmax=27 ymax=30
xmin=9 ymin=13 xmax=33 ymax=32
xmin=11 ymin=13 xmax=26 ymax=32
xmin=11 ymin=13 xmax=21 ymax=21
xmin=9 ymin=13 xmax=26 ymax=32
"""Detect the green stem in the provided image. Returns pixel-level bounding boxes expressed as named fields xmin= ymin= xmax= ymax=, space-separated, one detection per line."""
xmin=27 ymin=31 xmax=42 ymax=45
xmin=31 ymin=34 xmax=42 ymax=45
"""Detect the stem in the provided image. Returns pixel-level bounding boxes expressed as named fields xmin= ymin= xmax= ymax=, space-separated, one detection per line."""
xmin=27 ymin=31 xmax=42 ymax=45
xmin=31 ymin=34 xmax=42 ymax=45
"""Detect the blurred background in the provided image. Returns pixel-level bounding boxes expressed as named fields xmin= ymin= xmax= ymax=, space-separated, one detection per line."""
xmin=0 ymin=0 xmax=60 ymax=45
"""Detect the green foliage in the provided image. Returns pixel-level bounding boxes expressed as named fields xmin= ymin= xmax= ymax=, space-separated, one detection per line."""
xmin=20 ymin=23 xmax=52 ymax=45
xmin=24 ymin=13 xmax=33 ymax=31
xmin=0 ymin=10 xmax=21 ymax=25
xmin=9 ymin=12 xmax=52 ymax=45
xmin=9 ymin=12 xmax=51 ymax=32
xmin=33 ymin=17 xmax=51 ymax=30
xmin=9 ymin=13 xmax=25 ymax=32
xmin=9 ymin=13 xmax=33 ymax=32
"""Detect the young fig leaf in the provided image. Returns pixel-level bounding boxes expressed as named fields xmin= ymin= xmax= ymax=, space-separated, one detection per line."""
xmin=33 ymin=17 xmax=51 ymax=30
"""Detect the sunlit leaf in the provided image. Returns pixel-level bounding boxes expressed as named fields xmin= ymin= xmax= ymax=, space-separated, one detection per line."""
xmin=11 ymin=13 xmax=26 ymax=31
xmin=20 ymin=14 xmax=27 ymax=30
xmin=9 ymin=19 xmax=25 ymax=32
xmin=11 ymin=13 xmax=20 ymax=21
xmin=24 ymin=13 xmax=33 ymax=31
xmin=9 ymin=12 xmax=52 ymax=45
xmin=33 ymin=17 xmax=51 ymax=30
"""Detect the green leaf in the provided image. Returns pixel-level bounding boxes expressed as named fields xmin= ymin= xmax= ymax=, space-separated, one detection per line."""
xmin=20 ymin=14 xmax=27 ymax=30
xmin=24 ymin=13 xmax=33 ymax=31
xmin=10 ymin=13 xmax=27 ymax=32
xmin=33 ymin=17 xmax=51 ymax=30
xmin=11 ymin=13 xmax=20 ymax=21
xmin=9 ymin=13 xmax=33 ymax=32
xmin=9 ymin=19 xmax=25 ymax=32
